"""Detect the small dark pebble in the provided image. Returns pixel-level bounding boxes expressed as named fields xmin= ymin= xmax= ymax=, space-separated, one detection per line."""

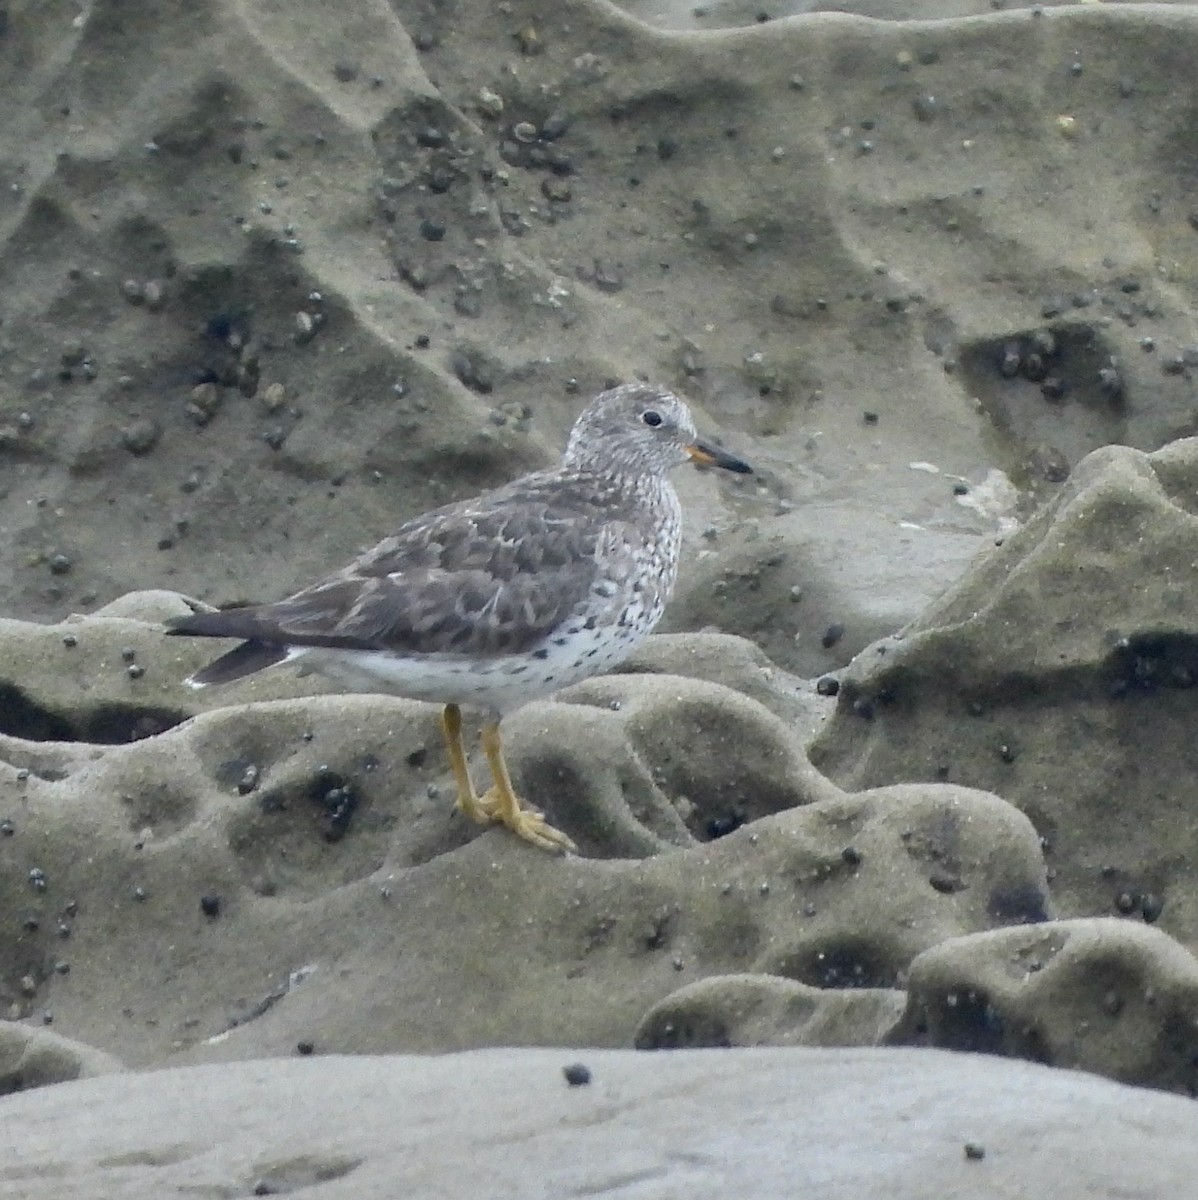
xmin=815 ymin=676 xmax=840 ymax=697
xmin=862 ymin=410 xmax=879 ymax=425
xmin=200 ymin=893 xmax=222 ymax=918
xmin=852 ymin=698 xmax=874 ymax=720
xmin=48 ymin=552 xmax=72 ymax=576
xmin=963 ymin=1142 xmax=986 ymax=1161
xmin=1020 ymin=352 xmax=1048 ymax=382
xmin=121 ymin=418 xmax=162 ymax=456
xmin=1114 ymin=890 xmax=1138 ymax=914
xmin=322 ymin=786 xmax=358 ymax=842
xmin=296 ymin=1040 xmax=315 ymax=1055
xmin=541 ymin=112 xmax=569 ymax=140
xmin=0 ymin=819 xmax=13 ymax=836
xmin=563 ymin=1062 xmax=592 ymax=1086
xmin=952 ymin=482 xmax=969 ymax=496
xmin=1141 ymin=893 xmax=1164 ymax=923
xmin=821 ymin=622 xmax=846 ymax=649
xmin=841 ymin=845 xmax=862 ymax=866
xmin=929 ymin=872 xmax=961 ymax=894
xmin=62 ymin=634 xmax=77 ymax=648
xmin=127 ymin=664 xmax=145 ymax=680
xmin=1040 ymin=376 xmax=1067 ymax=401
xmin=427 ymin=166 xmax=453 ymax=193
xmin=452 ymin=351 xmax=493 ymax=395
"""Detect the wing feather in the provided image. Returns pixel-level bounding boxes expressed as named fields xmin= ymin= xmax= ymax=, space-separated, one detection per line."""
xmin=173 ymin=471 xmax=637 ymax=658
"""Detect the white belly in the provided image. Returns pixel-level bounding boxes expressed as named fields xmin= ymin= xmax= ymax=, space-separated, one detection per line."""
xmin=294 ymin=621 xmax=648 ymax=714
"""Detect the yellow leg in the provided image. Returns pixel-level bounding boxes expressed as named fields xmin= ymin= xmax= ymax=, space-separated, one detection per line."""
xmin=480 ymin=719 xmax=577 ymax=853
xmin=440 ymin=704 xmax=494 ymax=826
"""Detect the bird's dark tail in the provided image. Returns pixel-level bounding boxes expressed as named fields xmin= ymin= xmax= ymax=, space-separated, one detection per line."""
xmin=165 ymin=610 xmax=291 ymax=686
xmin=184 ymin=639 xmax=290 ymax=686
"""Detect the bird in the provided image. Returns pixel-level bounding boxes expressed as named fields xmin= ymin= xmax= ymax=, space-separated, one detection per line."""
xmin=165 ymin=382 xmax=752 ymax=852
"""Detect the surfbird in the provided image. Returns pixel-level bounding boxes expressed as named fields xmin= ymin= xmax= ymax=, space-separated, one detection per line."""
xmin=165 ymin=382 xmax=751 ymax=852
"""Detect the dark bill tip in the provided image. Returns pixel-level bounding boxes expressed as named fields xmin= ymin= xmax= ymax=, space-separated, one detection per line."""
xmin=686 ymin=440 xmax=753 ymax=474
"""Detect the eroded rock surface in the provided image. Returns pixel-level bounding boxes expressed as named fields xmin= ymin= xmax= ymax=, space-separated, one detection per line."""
xmin=812 ymin=440 xmax=1198 ymax=938
xmin=8 ymin=0 xmax=1198 ymax=1187
xmin=5 ymin=1048 xmax=1198 ymax=1200
xmin=0 ymin=1022 xmax=122 ymax=1096
xmin=891 ymin=918 xmax=1198 ymax=1093
xmin=635 ymin=973 xmax=906 ymax=1050
xmin=0 ymin=598 xmax=1047 ymax=1066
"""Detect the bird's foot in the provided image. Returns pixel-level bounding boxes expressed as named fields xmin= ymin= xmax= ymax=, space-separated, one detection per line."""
xmin=455 ymin=789 xmax=498 ymax=827
xmin=478 ymin=785 xmax=577 ymax=854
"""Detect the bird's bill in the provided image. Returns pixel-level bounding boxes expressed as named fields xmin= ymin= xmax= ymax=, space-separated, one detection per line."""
xmin=685 ymin=440 xmax=753 ymax=474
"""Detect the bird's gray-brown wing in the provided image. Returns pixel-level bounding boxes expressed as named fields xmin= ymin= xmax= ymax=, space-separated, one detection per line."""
xmin=168 ymin=472 xmax=633 ymax=660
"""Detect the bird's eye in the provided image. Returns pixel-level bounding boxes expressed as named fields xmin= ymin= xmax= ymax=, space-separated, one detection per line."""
xmin=641 ymin=409 xmax=663 ymax=428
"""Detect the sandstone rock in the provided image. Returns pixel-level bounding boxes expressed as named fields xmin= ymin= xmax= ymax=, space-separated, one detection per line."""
xmin=892 ymin=917 xmax=1198 ymax=1092
xmin=3 ymin=1048 xmax=1198 ymax=1199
